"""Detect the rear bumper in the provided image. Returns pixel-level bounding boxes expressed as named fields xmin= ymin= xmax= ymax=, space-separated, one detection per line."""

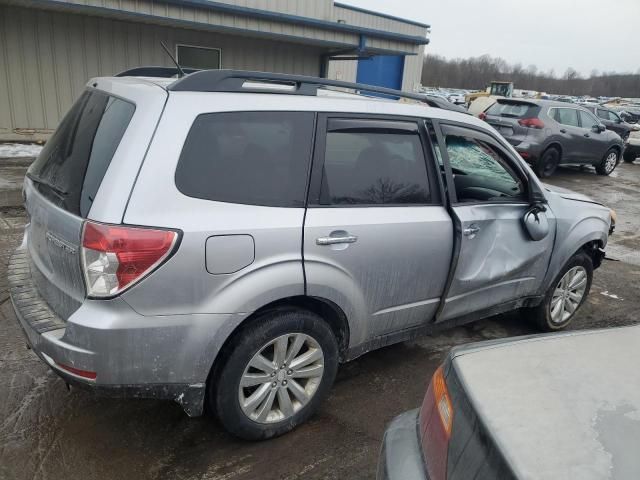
xmin=377 ymin=409 xmax=429 ymax=480
xmin=8 ymin=245 xmax=242 ymax=416
xmin=513 ymin=142 xmax=545 ymax=163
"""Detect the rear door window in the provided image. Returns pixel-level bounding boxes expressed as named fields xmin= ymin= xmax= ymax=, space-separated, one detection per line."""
xmin=175 ymin=112 xmax=314 ymax=207
xmin=607 ymin=111 xmax=620 ymax=122
xmin=28 ymin=91 xmax=135 ymax=217
xmin=554 ymin=108 xmax=580 ymax=127
xmin=318 ymin=119 xmax=431 ymax=205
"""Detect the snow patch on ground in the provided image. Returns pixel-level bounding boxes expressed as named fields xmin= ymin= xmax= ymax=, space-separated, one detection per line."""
xmin=601 ymin=291 xmax=623 ymax=301
xmin=0 ymin=143 xmax=43 ymax=158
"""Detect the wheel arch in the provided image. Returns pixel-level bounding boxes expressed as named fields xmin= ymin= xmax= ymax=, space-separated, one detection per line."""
xmin=542 ymin=224 xmax=607 ymax=294
xmin=543 ymin=142 xmax=563 ymax=160
xmin=609 ymin=143 xmax=622 ymax=156
xmin=205 ymin=295 xmax=351 ymax=403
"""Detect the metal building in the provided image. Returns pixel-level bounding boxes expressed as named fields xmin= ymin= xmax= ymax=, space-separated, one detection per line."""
xmin=0 ymin=0 xmax=429 ymax=141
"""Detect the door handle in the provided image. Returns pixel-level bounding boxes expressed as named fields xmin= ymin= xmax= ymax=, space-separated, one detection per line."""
xmin=316 ymin=235 xmax=358 ymax=246
xmin=584 ymin=133 xmax=590 ymax=137
xmin=560 ymin=128 xmax=567 ymax=133
xmin=463 ymin=226 xmax=480 ymax=237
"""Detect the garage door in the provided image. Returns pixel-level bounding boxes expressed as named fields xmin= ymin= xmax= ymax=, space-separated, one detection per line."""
xmin=356 ymin=55 xmax=405 ymax=92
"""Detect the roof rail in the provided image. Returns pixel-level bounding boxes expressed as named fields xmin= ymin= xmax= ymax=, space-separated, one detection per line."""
xmin=116 ymin=66 xmax=201 ymax=78
xmin=167 ymin=69 xmax=467 ymax=112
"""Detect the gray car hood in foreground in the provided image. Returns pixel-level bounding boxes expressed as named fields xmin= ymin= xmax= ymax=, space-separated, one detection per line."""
xmin=452 ymin=326 xmax=640 ymax=480
xmin=543 ymin=182 xmax=603 ymax=205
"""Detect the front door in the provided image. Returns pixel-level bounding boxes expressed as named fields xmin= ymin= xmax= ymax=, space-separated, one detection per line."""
xmin=303 ymin=115 xmax=453 ymax=343
xmin=578 ymin=109 xmax=610 ymax=162
xmin=435 ymin=124 xmax=555 ymax=322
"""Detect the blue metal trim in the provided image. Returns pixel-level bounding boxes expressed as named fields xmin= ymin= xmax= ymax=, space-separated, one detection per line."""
xmin=358 ymin=34 xmax=367 ymax=54
xmin=334 ymin=2 xmax=431 ymax=29
xmin=26 ymin=0 xmax=421 ymax=56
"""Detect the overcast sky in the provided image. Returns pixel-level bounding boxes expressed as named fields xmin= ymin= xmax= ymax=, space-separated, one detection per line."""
xmin=340 ymin=0 xmax=640 ymax=76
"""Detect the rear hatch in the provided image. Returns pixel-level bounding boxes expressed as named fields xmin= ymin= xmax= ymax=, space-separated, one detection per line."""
xmin=484 ymin=99 xmax=542 ymax=146
xmin=24 ymin=89 xmax=136 ymax=319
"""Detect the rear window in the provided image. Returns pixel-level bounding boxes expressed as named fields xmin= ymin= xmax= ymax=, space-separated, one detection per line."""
xmin=28 ymin=90 xmax=135 ymax=217
xmin=486 ymin=101 xmax=539 ymax=119
xmin=175 ymin=112 xmax=314 ymax=207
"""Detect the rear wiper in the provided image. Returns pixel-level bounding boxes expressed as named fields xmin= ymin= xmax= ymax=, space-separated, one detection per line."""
xmin=26 ymin=173 xmax=68 ymax=197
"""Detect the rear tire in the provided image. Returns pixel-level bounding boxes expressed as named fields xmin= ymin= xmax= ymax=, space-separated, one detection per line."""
xmin=523 ymin=252 xmax=593 ymax=332
xmin=536 ymin=147 xmax=560 ymax=178
xmin=211 ymin=308 xmax=338 ymax=440
xmin=596 ymin=148 xmax=619 ymax=175
xmin=624 ymin=150 xmax=636 ymax=163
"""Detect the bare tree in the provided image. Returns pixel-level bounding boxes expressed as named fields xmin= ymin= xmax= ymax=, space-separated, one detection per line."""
xmin=421 ymin=54 xmax=640 ymax=97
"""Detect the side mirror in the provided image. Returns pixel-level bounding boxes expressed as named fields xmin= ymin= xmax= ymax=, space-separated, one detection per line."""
xmin=523 ymin=204 xmax=549 ymax=241
xmin=593 ymin=124 xmax=606 ymax=133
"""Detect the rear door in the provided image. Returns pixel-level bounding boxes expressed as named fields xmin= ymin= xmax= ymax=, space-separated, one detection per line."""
xmin=551 ymin=107 xmax=583 ymax=162
xmin=435 ymin=124 xmax=554 ymax=322
xmin=25 ymin=90 xmax=136 ymax=319
xmin=303 ymin=115 xmax=453 ymax=341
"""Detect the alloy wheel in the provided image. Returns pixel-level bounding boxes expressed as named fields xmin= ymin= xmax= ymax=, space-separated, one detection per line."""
xmin=604 ymin=151 xmax=618 ymax=173
xmin=550 ymin=266 xmax=588 ymax=325
xmin=238 ymin=333 xmax=324 ymax=424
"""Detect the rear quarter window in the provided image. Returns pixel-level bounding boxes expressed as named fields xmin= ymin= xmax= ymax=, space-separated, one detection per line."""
xmin=175 ymin=112 xmax=315 ymax=207
xmin=28 ymin=91 xmax=135 ymax=217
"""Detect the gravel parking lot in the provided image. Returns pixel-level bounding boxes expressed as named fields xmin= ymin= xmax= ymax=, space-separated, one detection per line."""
xmin=1 ymin=160 xmax=639 ymax=480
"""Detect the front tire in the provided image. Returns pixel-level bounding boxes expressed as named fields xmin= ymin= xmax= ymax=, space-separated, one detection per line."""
xmin=596 ymin=148 xmax=620 ymax=175
xmin=211 ymin=308 xmax=338 ymax=440
xmin=524 ymin=251 xmax=593 ymax=332
xmin=536 ymin=147 xmax=560 ymax=178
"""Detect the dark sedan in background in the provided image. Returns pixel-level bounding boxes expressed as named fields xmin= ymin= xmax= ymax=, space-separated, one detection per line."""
xmin=481 ymin=99 xmax=624 ymax=177
xmin=377 ymin=325 xmax=640 ymax=480
xmin=583 ymin=104 xmax=634 ymax=142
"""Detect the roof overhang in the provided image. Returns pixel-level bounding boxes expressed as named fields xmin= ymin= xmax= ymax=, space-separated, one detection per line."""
xmin=10 ymin=0 xmax=428 ymax=47
xmin=14 ymin=0 xmax=427 ymax=55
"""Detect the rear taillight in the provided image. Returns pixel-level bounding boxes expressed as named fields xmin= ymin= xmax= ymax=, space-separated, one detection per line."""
xmin=81 ymin=221 xmax=178 ymax=298
xmin=58 ymin=363 xmax=97 ymax=380
xmin=518 ymin=117 xmax=545 ymax=129
xmin=478 ymin=112 xmax=488 ymax=121
xmin=419 ymin=366 xmax=453 ymax=480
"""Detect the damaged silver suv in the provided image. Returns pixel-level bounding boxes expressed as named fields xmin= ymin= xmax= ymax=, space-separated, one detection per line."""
xmin=9 ymin=70 xmax=614 ymax=440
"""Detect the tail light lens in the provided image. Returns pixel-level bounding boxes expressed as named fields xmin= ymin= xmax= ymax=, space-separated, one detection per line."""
xmin=518 ymin=117 xmax=545 ymax=129
xmin=478 ymin=112 xmax=488 ymax=121
xmin=81 ymin=221 xmax=178 ymax=298
xmin=419 ymin=366 xmax=454 ymax=480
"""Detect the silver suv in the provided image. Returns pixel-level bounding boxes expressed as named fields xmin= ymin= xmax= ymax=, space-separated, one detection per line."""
xmin=9 ymin=70 xmax=614 ymax=440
